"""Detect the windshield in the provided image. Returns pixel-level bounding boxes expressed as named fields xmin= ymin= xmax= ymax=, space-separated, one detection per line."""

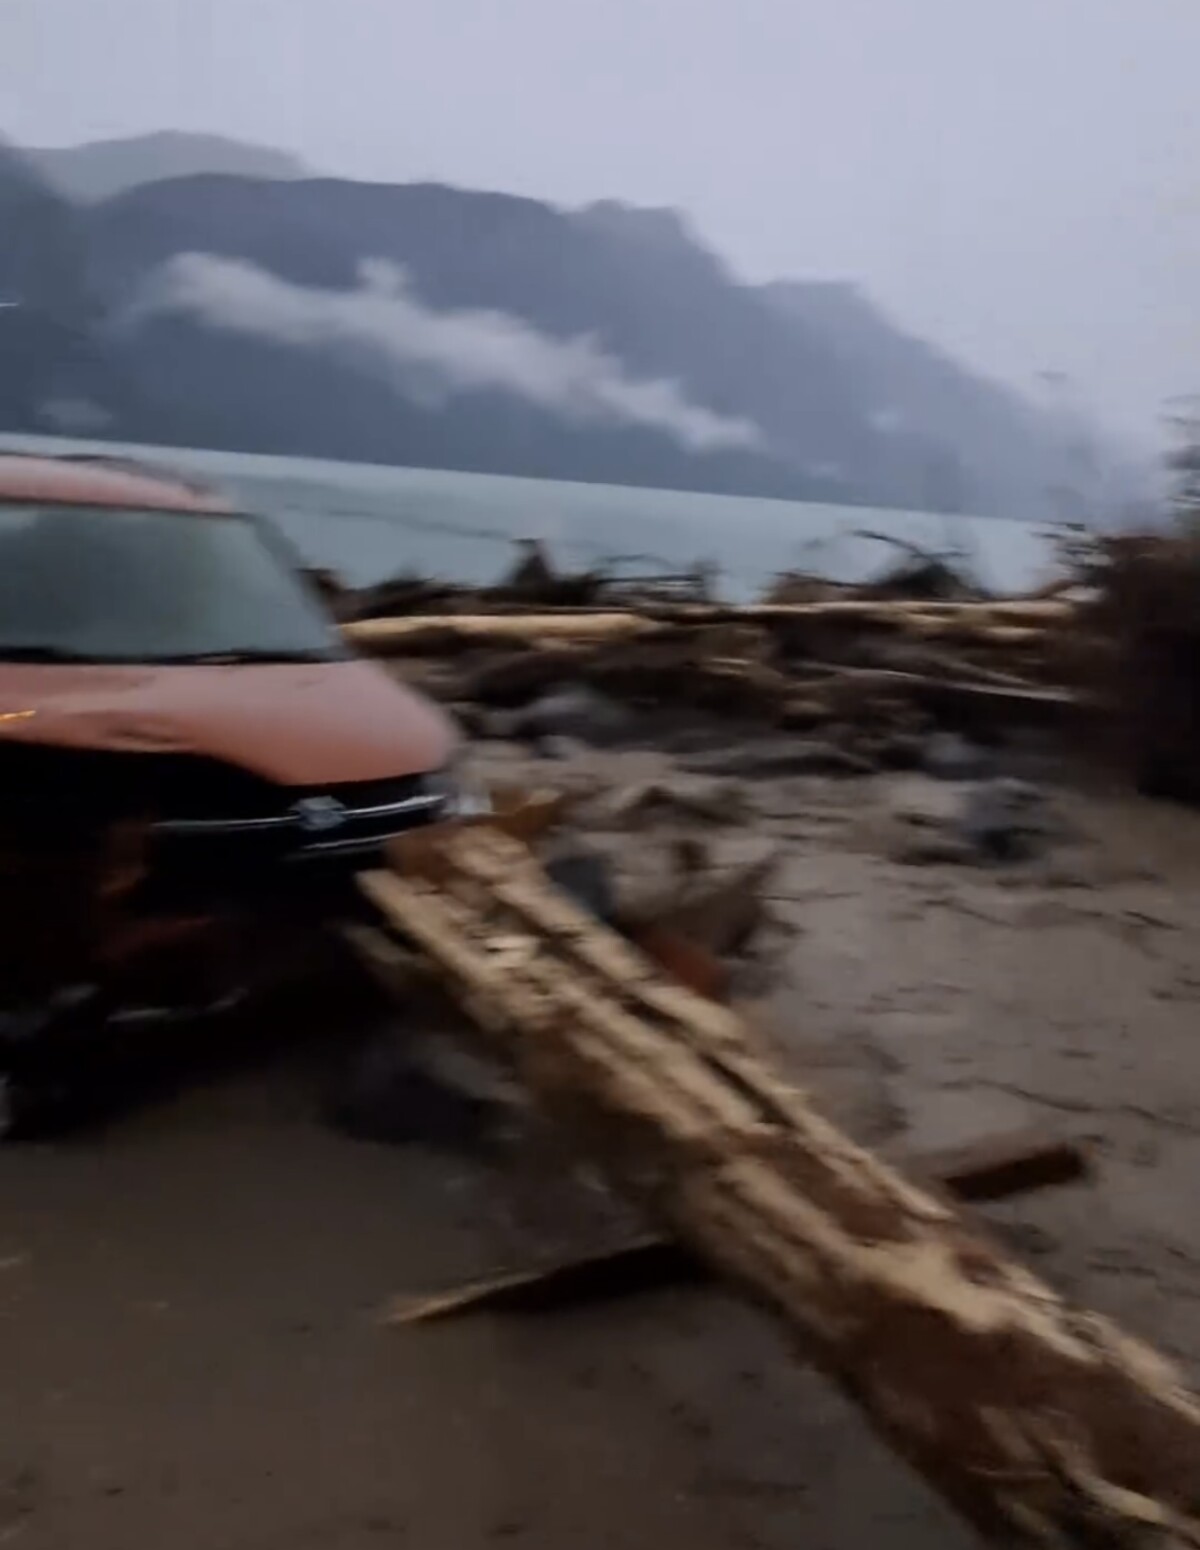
xmin=0 ymin=504 xmax=344 ymax=664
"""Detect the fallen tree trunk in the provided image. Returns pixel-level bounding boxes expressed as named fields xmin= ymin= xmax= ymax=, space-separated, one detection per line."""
xmin=727 ymin=599 xmax=1074 ymax=627
xmin=382 ymin=1128 xmax=1088 ymax=1325
xmin=361 ymin=827 xmax=1200 ymax=1550
xmin=344 ymin=600 xmax=1076 ymax=657
xmin=344 ymin=612 xmax=658 ymax=655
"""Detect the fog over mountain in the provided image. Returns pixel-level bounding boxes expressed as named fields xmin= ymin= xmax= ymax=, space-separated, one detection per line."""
xmin=1 ymin=134 xmax=1135 ymax=514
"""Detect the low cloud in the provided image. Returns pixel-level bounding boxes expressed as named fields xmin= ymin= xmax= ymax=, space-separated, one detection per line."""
xmin=130 ymin=253 xmax=762 ymax=454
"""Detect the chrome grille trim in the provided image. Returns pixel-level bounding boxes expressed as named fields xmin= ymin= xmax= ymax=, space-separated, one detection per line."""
xmin=155 ymin=792 xmax=443 ymax=836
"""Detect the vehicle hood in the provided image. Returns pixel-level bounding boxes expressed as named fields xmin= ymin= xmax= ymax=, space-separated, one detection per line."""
xmin=0 ymin=659 xmax=457 ymax=786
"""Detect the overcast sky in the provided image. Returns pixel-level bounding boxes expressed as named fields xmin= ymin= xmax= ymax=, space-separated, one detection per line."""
xmin=6 ymin=0 xmax=1199 ymax=446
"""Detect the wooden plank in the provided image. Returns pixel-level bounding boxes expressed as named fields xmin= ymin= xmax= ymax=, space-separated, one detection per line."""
xmin=909 ymin=1127 xmax=1089 ymax=1203
xmin=382 ymin=1236 xmax=698 ymax=1325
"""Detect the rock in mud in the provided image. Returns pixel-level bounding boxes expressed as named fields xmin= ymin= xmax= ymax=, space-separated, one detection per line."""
xmin=327 ymin=1029 xmax=513 ymax=1150
xmin=543 ymin=848 xmax=619 ymax=923
xmin=921 ymin=731 xmax=993 ymax=781
xmin=887 ymin=774 xmax=1053 ymax=865
xmin=960 ymin=777 xmax=1049 ymax=861
xmin=596 ymin=775 xmax=746 ymax=827
xmin=513 ymin=685 xmax=631 ymax=747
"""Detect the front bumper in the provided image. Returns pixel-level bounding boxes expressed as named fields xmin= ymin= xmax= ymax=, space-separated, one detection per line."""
xmin=0 ymin=782 xmax=455 ymax=1016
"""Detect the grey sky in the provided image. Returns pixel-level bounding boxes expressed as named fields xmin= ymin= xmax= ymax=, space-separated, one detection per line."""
xmin=6 ymin=0 xmax=1199 ymax=444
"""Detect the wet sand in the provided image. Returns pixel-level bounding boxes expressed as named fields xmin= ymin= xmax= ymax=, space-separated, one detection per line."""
xmin=4 ymin=741 xmax=1200 ymax=1549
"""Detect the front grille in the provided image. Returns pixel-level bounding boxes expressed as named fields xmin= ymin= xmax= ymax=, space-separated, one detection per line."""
xmin=0 ymin=745 xmax=449 ymax=932
xmin=152 ymin=773 xmax=446 ymax=859
xmin=287 ymin=781 xmax=448 ymax=855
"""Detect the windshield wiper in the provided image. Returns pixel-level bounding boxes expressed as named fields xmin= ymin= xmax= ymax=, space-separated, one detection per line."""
xmin=151 ymin=648 xmax=339 ymax=665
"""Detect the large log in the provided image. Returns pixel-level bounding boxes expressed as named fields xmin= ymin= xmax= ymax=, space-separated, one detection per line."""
xmin=361 ymin=827 xmax=1200 ymax=1550
xmin=344 ymin=600 xmax=1076 ymax=656
xmin=343 ymin=612 xmax=658 ymax=654
xmin=659 ymin=599 xmax=1076 ymax=628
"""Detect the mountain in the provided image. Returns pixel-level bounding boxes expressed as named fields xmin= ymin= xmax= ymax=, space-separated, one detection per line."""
xmin=0 ymin=141 xmax=1125 ymax=513
xmin=0 ymin=142 xmax=104 ymax=429
xmin=80 ymin=175 xmax=880 ymax=500
xmin=23 ymin=132 xmax=313 ymax=203
xmin=762 ymin=280 xmax=1086 ymax=519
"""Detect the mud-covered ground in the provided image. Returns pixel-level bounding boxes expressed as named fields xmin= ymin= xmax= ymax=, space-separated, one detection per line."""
xmin=3 ymin=728 xmax=1200 ymax=1550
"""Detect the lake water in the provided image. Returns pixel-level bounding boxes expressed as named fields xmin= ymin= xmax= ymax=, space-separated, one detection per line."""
xmin=0 ymin=433 xmax=1057 ymax=598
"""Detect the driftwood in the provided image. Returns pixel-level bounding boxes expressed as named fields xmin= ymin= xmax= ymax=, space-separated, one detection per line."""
xmin=383 ymin=1235 xmax=697 ymax=1325
xmin=692 ymin=600 xmax=1075 ymax=626
xmin=907 ymin=1126 xmax=1089 ymax=1203
xmin=344 ymin=612 xmax=658 ymax=655
xmin=346 ymin=602 xmax=1074 ymax=743
xmin=362 ymin=826 xmax=1200 ymax=1550
xmin=345 ymin=600 xmax=1075 ymax=655
xmin=353 ymin=605 xmax=1076 ymax=746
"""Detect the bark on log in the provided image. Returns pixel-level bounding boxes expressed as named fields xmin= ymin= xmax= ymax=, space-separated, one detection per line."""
xmin=343 ymin=612 xmax=658 ymax=654
xmin=381 ymin=1131 xmax=1087 ymax=1325
xmin=361 ymin=828 xmax=1200 ymax=1550
xmin=652 ymin=600 xmax=1076 ymax=627
xmin=343 ymin=600 xmax=1075 ymax=657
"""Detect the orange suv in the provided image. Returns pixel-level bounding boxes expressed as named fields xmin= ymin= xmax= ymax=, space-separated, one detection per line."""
xmin=0 ymin=453 xmax=461 ymax=1131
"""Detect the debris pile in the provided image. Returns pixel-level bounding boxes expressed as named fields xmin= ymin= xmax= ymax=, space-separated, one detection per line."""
xmin=346 ymin=591 xmax=1078 ymax=779
xmin=335 ymin=539 xmax=717 ymax=622
xmin=342 ymin=529 xmax=1200 ymax=803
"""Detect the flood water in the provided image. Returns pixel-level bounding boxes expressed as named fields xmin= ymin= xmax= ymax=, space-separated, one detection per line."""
xmin=0 ymin=432 xmax=1057 ymax=597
